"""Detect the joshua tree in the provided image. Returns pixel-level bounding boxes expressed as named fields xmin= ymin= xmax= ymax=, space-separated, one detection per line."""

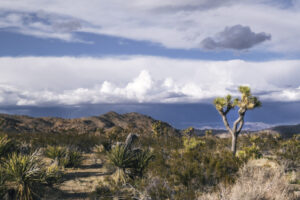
xmin=214 ymin=86 xmax=261 ymax=156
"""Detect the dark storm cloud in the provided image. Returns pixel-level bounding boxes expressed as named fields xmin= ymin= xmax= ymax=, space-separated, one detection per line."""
xmin=52 ymin=20 xmax=82 ymax=33
xmin=153 ymin=0 xmax=234 ymax=12
xmin=200 ymin=25 xmax=271 ymax=50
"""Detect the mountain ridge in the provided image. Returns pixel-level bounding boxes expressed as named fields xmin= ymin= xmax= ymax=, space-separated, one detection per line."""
xmin=0 ymin=112 xmax=299 ymax=137
xmin=0 ymin=111 xmax=178 ymax=135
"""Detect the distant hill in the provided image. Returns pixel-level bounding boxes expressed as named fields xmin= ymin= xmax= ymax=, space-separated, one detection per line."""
xmin=0 ymin=111 xmax=179 ymax=135
xmin=269 ymin=124 xmax=300 ymax=138
xmin=195 ymin=123 xmax=300 ymax=138
xmin=0 ymin=111 xmax=299 ymax=138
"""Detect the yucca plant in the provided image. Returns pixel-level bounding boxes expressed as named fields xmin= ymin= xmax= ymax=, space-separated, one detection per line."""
xmin=44 ymin=146 xmax=67 ymax=161
xmin=62 ymin=150 xmax=83 ymax=168
xmin=107 ymin=134 xmax=153 ymax=184
xmin=44 ymin=146 xmax=83 ymax=168
xmin=0 ymin=168 xmax=7 ymax=199
xmin=134 ymin=149 xmax=154 ymax=177
xmin=0 ymin=135 xmax=14 ymax=159
xmin=3 ymin=151 xmax=45 ymax=200
xmin=43 ymin=161 xmax=63 ymax=186
xmin=108 ymin=144 xmax=137 ymax=184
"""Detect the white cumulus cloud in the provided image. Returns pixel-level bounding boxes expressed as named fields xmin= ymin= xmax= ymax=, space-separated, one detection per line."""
xmin=0 ymin=56 xmax=299 ymax=106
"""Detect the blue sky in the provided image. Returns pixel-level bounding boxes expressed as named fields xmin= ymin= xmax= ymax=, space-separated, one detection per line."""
xmin=0 ymin=0 xmax=300 ymax=129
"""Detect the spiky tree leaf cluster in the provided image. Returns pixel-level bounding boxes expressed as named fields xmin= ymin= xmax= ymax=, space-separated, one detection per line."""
xmin=214 ymin=86 xmax=261 ymax=155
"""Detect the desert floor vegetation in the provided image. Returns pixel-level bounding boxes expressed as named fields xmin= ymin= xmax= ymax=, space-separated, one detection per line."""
xmin=0 ymin=127 xmax=299 ymax=199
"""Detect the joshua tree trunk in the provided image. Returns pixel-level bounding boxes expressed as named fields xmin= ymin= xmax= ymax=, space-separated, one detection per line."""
xmin=231 ymin=134 xmax=237 ymax=155
xmin=218 ymin=107 xmax=245 ymax=156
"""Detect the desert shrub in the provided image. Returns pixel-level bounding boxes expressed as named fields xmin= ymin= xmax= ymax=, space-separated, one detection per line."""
xmin=144 ymin=177 xmax=173 ymax=200
xmin=3 ymin=151 xmax=46 ymax=200
xmin=5 ymin=132 xmax=106 ymax=152
xmin=43 ymin=161 xmax=63 ymax=186
xmin=198 ymin=160 xmax=296 ymax=200
xmin=44 ymin=146 xmax=83 ymax=168
xmin=171 ymin=149 xmax=241 ymax=188
xmin=133 ymin=149 xmax=154 ymax=177
xmin=0 ymin=135 xmax=15 ymax=158
xmin=44 ymin=146 xmax=67 ymax=160
xmin=276 ymin=136 xmax=300 ymax=171
xmin=152 ymin=121 xmax=165 ymax=137
xmin=0 ymin=168 xmax=7 ymax=199
xmin=183 ymin=136 xmax=205 ymax=152
xmin=145 ymin=135 xmax=242 ymax=199
xmin=91 ymin=176 xmax=136 ymax=200
xmin=183 ymin=127 xmax=195 ymax=136
xmin=237 ymin=144 xmax=262 ymax=162
xmin=92 ymin=185 xmax=112 ymax=200
xmin=62 ymin=150 xmax=83 ymax=168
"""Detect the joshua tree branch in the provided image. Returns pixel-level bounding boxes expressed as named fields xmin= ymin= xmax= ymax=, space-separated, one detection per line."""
xmin=218 ymin=110 xmax=233 ymax=135
xmin=232 ymin=108 xmax=246 ymax=134
xmin=236 ymin=119 xmax=244 ymax=134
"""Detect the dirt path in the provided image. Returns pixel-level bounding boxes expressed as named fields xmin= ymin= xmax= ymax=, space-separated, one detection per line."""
xmin=46 ymin=153 xmax=110 ymax=200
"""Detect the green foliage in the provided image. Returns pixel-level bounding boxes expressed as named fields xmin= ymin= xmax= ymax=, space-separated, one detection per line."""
xmin=3 ymin=151 xmax=45 ymax=200
xmin=213 ymin=95 xmax=237 ymax=112
xmin=183 ymin=136 xmax=205 ymax=152
xmin=238 ymin=86 xmax=262 ymax=109
xmin=183 ymin=127 xmax=195 ymax=136
xmin=237 ymin=144 xmax=262 ymax=162
xmin=152 ymin=120 xmax=165 ymax=137
xmin=214 ymin=86 xmax=261 ymax=113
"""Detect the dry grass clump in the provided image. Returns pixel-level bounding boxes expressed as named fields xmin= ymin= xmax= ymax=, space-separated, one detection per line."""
xmin=198 ymin=159 xmax=296 ymax=200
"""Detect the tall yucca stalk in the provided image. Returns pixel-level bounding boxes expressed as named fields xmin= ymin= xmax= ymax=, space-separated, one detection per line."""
xmin=3 ymin=151 xmax=45 ymax=200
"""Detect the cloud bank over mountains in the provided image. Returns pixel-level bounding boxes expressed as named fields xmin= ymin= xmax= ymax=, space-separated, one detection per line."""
xmin=0 ymin=0 xmax=299 ymax=53
xmin=0 ymin=56 xmax=299 ymax=106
